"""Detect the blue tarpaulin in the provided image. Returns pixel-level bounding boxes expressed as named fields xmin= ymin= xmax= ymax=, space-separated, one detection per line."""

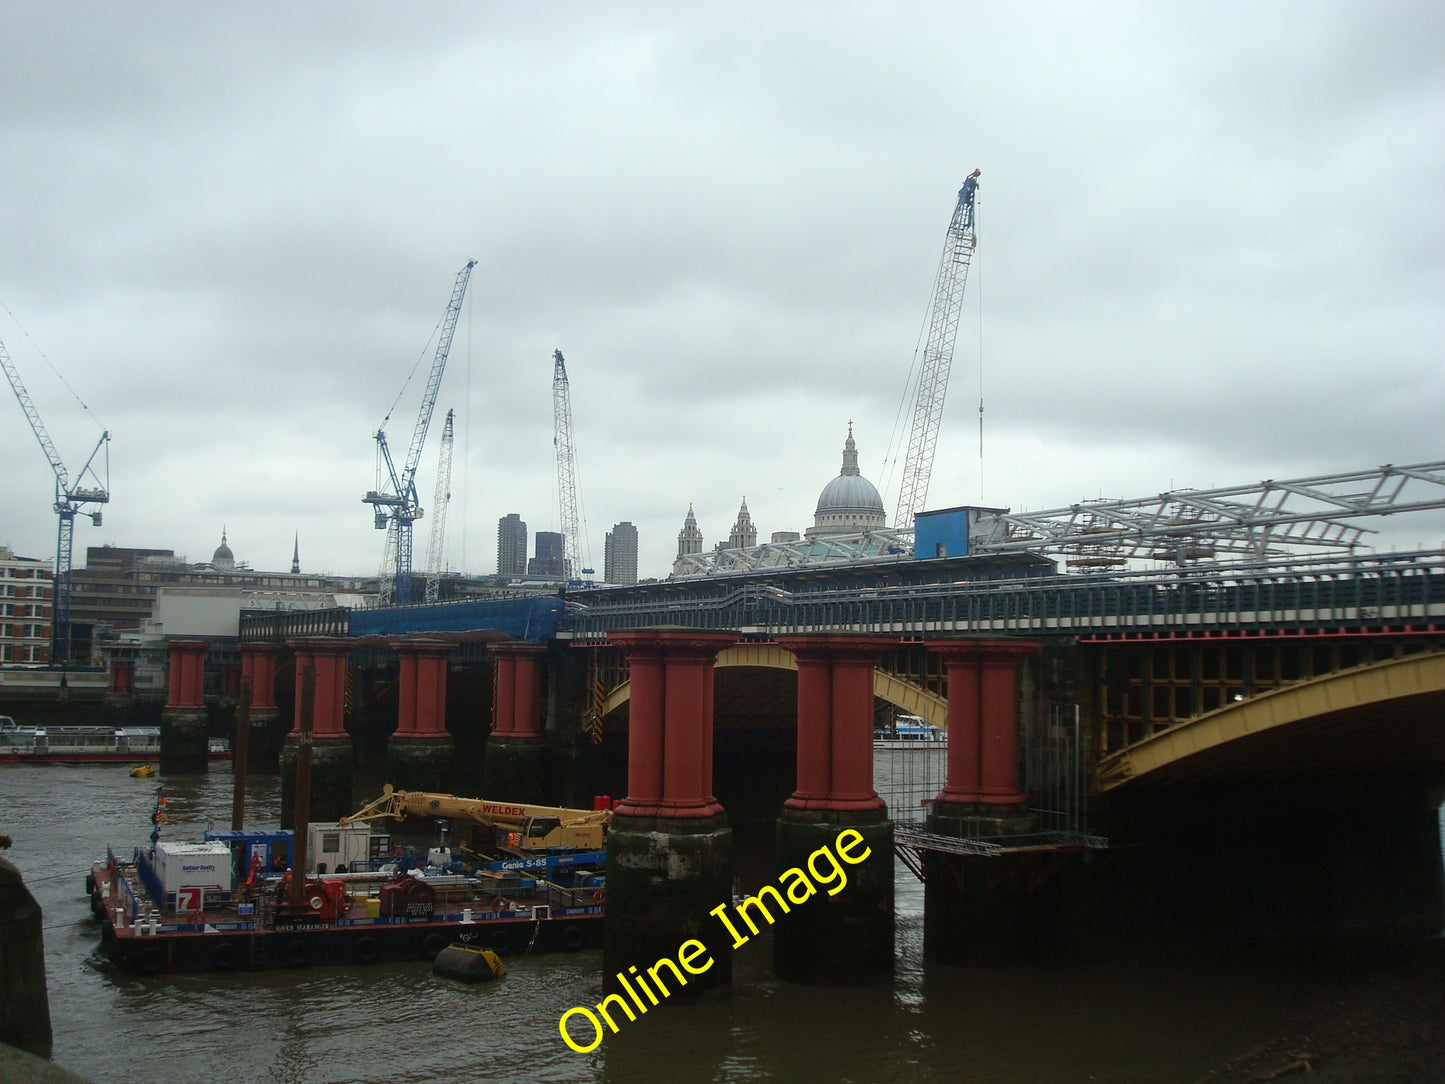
xmin=348 ymin=596 xmax=564 ymax=641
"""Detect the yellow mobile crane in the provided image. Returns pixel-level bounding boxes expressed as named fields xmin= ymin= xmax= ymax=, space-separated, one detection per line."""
xmin=340 ymin=785 xmax=611 ymax=855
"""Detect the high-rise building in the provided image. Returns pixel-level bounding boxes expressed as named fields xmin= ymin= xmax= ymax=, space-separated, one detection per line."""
xmin=604 ymin=521 xmax=639 ymax=586
xmin=527 ymin=531 xmax=565 ymax=579
xmin=498 ymin=513 xmax=528 ymax=576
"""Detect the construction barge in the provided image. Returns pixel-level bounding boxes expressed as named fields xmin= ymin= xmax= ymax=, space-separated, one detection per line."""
xmin=88 ymin=787 xmax=611 ymax=973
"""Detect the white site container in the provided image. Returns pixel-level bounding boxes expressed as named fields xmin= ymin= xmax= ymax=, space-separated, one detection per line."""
xmin=307 ymin=821 xmax=372 ymax=873
xmin=154 ymin=841 xmax=234 ymax=895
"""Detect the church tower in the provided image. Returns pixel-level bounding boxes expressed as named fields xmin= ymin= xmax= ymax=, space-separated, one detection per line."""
xmin=677 ymin=504 xmax=703 ymax=559
xmin=728 ymin=497 xmax=757 ymax=550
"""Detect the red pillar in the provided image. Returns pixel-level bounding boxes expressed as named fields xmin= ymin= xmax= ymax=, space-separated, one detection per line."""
xmin=978 ymin=646 xmax=1031 ymax=805
xmin=392 ymin=639 xmax=454 ymax=737
xmin=777 ymin=635 xmax=891 ymax=813
xmin=931 ymin=644 xmax=985 ymax=804
xmin=511 ymin=646 xmax=547 ymax=738
xmin=490 ymin=642 xmax=549 ymax=737
xmin=287 ymin=638 xmax=351 ymax=738
xmin=238 ymin=643 xmax=281 ymax=710
xmin=609 ymin=630 xmax=736 ymax=819
xmin=926 ymin=639 xmax=1037 ymax=810
xmin=492 ymin=653 xmax=517 ymax=737
xmin=164 ymin=640 xmax=209 ymax=710
xmin=106 ymin=647 xmax=137 ymax=696
xmin=618 ymin=639 xmax=665 ymax=812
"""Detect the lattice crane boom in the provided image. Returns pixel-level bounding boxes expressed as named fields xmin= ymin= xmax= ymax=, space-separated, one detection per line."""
xmin=423 ymin=409 xmax=455 ymax=604
xmin=364 ymin=260 xmax=475 ymax=605
xmin=894 ymin=169 xmax=980 ymax=531
xmin=552 ymin=349 xmax=583 ymax=581
xmin=1 ymin=334 xmax=110 ymax=665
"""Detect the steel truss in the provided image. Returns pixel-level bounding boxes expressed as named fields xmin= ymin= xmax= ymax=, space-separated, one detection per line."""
xmin=979 ymin=461 xmax=1445 ymax=569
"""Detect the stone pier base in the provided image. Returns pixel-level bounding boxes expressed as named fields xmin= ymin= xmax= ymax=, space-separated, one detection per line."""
xmin=280 ymin=736 xmax=355 ymax=828
xmin=923 ymin=851 xmax=1047 ymax=966
xmin=241 ymin=707 xmax=285 ymax=773
xmin=482 ymin=737 xmax=551 ymax=805
xmin=101 ymin=693 xmax=135 ymax=725
xmin=386 ymin=736 xmax=456 ymax=794
xmin=772 ymin=812 xmax=894 ymax=984
xmin=924 ymin=802 xmax=1040 ymax=966
xmin=603 ymin=815 xmax=733 ymax=998
xmin=159 ymin=707 xmax=209 ymax=774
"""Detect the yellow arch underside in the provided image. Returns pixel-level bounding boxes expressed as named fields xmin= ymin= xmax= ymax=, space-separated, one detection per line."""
xmin=598 ymin=643 xmax=949 ymax=728
xmin=1097 ymin=650 xmax=1445 ymax=791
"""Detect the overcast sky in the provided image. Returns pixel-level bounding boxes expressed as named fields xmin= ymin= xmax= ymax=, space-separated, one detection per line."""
xmin=2 ymin=1 xmax=1441 ymax=584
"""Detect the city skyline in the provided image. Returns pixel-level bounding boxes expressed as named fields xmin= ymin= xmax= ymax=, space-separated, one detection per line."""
xmin=1 ymin=4 xmax=1440 ymax=583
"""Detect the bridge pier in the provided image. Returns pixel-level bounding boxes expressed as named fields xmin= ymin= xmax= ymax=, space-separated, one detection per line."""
xmin=483 ymin=642 xmax=551 ymax=804
xmin=280 ymin=639 xmax=354 ymax=827
xmin=604 ymin=629 xmax=736 ymax=999
xmin=772 ymin=635 xmax=895 ymax=985
xmin=102 ymin=643 xmax=137 ymax=723
xmin=385 ymin=639 xmax=455 ymax=793
xmin=237 ymin=642 xmax=284 ymax=771
xmin=160 ymin=639 xmax=210 ymax=773
xmin=923 ymin=639 xmax=1042 ymax=966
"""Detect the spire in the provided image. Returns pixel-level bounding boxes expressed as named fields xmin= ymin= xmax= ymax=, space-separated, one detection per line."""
xmin=677 ymin=502 xmax=703 ymax=557
xmin=729 ymin=496 xmax=756 ymax=550
xmin=291 ymin=531 xmax=300 ymax=575
xmin=840 ymin=421 xmax=861 ymax=476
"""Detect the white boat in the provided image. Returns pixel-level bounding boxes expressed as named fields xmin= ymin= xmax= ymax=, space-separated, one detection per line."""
xmin=873 ymin=715 xmax=947 ymax=745
xmin=0 ymin=715 xmax=162 ymax=762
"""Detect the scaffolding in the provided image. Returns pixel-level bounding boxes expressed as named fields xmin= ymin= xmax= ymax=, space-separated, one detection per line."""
xmin=883 ymin=706 xmax=1108 ymax=881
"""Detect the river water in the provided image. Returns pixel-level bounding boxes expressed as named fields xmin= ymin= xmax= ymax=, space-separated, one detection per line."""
xmin=11 ymin=755 xmax=1443 ymax=1084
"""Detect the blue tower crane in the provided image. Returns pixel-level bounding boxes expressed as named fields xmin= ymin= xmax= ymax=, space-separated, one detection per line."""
xmin=1 ymin=335 xmax=109 ymax=665
xmin=364 ymin=260 xmax=475 ymax=605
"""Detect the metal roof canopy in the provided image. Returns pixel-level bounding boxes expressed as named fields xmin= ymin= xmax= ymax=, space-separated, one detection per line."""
xmin=974 ymin=461 xmax=1445 ymax=568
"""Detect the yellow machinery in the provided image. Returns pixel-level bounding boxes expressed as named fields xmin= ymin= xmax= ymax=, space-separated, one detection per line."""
xmin=340 ymin=784 xmax=610 ymax=854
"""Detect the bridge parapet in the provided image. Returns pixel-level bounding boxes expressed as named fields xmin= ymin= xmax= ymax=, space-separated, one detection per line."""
xmin=567 ymin=550 xmax=1445 ymax=642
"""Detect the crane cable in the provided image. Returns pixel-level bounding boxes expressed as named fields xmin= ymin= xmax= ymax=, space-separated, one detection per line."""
xmin=0 ymin=294 xmax=108 ymax=433
xmin=880 ymin=230 xmax=948 ymax=512
xmin=975 ymin=220 xmax=985 ymax=503
xmin=378 ymin=310 xmax=446 ymax=432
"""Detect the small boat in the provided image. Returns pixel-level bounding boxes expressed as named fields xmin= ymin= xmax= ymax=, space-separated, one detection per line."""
xmin=873 ymin=715 xmax=947 ymax=745
xmin=128 ymin=764 xmax=156 ymax=778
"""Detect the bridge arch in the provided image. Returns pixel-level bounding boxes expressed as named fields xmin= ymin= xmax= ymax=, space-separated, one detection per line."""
xmin=1097 ymin=650 xmax=1445 ymax=791
xmin=597 ymin=643 xmax=948 ymax=727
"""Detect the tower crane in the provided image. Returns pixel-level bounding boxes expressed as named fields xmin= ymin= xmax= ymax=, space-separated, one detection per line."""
xmin=423 ymin=408 xmax=455 ymax=603
xmin=894 ymin=168 xmax=981 ymax=532
xmin=364 ymin=260 xmax=475 ymax=605
xmin=551 ymin=349 xmax=588 ymax=582
xmin=1 ymin=335 xmax=110 ymax=665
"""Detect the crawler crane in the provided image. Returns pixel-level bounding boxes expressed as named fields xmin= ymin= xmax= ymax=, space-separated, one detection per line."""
xmin=894 ymin=169 xmax=981 ymax=532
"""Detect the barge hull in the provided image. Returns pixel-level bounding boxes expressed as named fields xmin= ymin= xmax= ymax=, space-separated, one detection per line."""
xmin=101 ymin=913 xmax=602 ymax=973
